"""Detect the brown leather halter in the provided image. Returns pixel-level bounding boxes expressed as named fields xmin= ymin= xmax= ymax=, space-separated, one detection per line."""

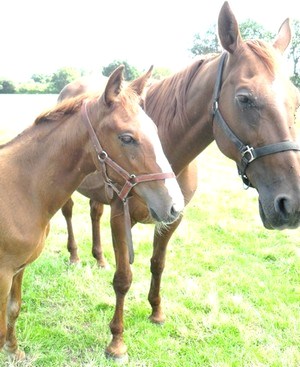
xmin=81 ymin=100 xmax=176 ymax=263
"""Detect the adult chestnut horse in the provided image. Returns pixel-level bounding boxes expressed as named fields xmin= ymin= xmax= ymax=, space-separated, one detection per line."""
xmin=0 ymin=66 xmax=184 ymax=361
xmin=59 ymin=1 xmax=300 ymax=361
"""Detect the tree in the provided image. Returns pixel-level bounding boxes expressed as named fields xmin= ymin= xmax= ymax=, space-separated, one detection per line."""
xmin=189 ymin=19 xmax=300 ymax=87
xmin=31 ymin=73 xmax=52 ymax=85
xmin=0 ymin=79 xmax=16 ymax=93
xmin=48 ymin=67 xmax=81 ymax=93
xmin=190 ymin=20 xmax=274 ymax=57
xmin=289 ymin=19 xmax=300 ymax=88
xmin=152 ymin=67 xmax=173 ymax=80
xmin=239 ymin=19 xmax=274 ymax=41
xmin=102 ymin=60 xmax=139 ymax=81
xmin=190 ymin=25 xmax=220 ymax=56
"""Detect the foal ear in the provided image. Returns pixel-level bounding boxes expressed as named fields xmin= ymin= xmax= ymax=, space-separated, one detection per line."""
xmin=218 ymin=1 xmax=242 ymax=53
xmin=273 ymin=18 xmax=291 ymax=54
xmin=103 ymin=65 xmax=125 ymax=106
xmin=129 ymin=65 xmax=153 ymax=97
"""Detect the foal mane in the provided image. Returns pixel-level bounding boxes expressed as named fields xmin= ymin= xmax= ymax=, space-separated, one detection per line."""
xmin=35 ymin=93 xmax=92 ymax=124
xmin=35 ymin=86 xmax=140 ymax=125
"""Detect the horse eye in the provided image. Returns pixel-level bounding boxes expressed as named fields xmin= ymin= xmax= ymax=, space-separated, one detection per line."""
xmin=237 ymin=93 xmax=256 ymax=110
xmin=119 ymin=134 xmax=136 ymax=145
xmin=239 ymin=95 xmax=249 ymax=104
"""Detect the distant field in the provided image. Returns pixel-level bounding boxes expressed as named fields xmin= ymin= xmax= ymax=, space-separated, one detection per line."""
xmin=0 ymin=94 xmax=58 ymax=143
xmin=0 ymin=95 xmax=299 ymax=366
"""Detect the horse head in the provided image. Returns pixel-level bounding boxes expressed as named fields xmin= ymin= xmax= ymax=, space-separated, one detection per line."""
xmin=85 ymin=66 xmax=184 ymax=224
xmin=213 ymin=2 xmax=300 ymax=229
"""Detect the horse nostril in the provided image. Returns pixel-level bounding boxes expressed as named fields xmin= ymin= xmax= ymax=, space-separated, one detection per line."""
xmin=170 ymin=204 xmax=181 ymax=219
xmin=274 ymin=195 xmax=293 ymax=219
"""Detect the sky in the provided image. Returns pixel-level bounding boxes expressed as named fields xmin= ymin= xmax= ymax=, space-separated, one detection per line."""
xmin=1 ymin=0 xmax=299 ymax=82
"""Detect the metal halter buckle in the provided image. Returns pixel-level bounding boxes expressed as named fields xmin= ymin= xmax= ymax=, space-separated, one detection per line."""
xmin=241 ymin=146 xmax=255 ymax=163
xmin=98 ymin=151 xmax=108 ymax=162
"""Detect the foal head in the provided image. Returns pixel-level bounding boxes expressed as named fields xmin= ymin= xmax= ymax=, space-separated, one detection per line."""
xmin=85 ymin=66 xmax=184 ymax=224
xmin=213 ymin=2 xmax=300 ymax=229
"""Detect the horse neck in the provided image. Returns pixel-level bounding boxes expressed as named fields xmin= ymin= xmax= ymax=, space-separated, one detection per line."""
xmin=6 ymin=109 xmax=96 ymax=219
xmin=146 ymin=56 xmax=219 ymax=174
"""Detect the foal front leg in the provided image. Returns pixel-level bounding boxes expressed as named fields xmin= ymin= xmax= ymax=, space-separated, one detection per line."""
xmin=4 ymin=269 xmax=25 ymax=360
xmin=105 ymin=200 xmax=132 ymax=362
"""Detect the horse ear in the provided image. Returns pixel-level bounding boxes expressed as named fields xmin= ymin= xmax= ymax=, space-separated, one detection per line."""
xmin=103 ymin=65 xmax=125 ymax=106
xmin=273 ymin=19 xmax=291 ymax=54
xmin=129 ymin=65 xmax=153 ymax=97
xmin=218 ymin=1 xmax=242 ymax=53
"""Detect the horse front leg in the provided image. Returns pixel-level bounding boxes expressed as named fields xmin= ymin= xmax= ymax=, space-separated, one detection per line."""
xmin=148 ymin=218 xmax=182 ymax=324
xmin=3 ymin=269 xmax=25 ymax=361
xmin=61 ymin=197 xmax=80 ymax=264
xmin=105 ymin=199 xmax=132 ymax=362
xmin=148 ymin=162 xmax=198 ymax=323
xmin=89 ymin=199 xmax=108 ymax=268
xmin=0 ymin=271 xmax=12 ymax=356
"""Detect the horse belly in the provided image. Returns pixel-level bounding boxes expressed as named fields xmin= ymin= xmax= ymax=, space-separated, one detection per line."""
xmin=77 ymin=172 xmax=111 ymax=204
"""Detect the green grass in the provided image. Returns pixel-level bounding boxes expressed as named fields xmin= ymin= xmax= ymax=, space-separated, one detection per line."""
xmin=1 ymin=96 xmax=300 ymax=366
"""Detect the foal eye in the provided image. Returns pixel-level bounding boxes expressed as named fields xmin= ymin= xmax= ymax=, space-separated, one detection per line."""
xmin=119 ymin=134 xmax=136 ymax=145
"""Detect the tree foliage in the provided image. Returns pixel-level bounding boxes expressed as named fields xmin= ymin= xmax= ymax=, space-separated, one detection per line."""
xmin=289 ymin=19 xmax=300 ymax=87
xmin=48 ymin=67 xmax=81 ymax=93
xmin=190 ymin=20 xmax=274 ymax=57
xmin=0 ymin=79 xmax=16 ymax=93
xmin=190 ymin=19 xmax=300 ymax=88
xmin=190 ymin=25 xmax=221 ymax=56
xmin=102 ymin=60 xmax=139 ymax=81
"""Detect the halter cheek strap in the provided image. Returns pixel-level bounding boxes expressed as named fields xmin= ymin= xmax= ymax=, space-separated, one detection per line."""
xmin=212 ymin=52 xmax=300 ymax=188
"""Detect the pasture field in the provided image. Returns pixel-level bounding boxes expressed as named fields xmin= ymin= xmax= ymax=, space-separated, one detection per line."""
xmin=0 ymin=95 xmax=299 ymax=367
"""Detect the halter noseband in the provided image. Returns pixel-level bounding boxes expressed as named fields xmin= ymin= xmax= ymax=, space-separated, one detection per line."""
xmin=81 ymin=100 xmax=176 ymax=264
xmin=212 ymin=52 xmax=300 ymax=188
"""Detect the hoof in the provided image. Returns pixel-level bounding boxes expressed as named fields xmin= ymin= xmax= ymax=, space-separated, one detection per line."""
xmin=4 ymin=346 xmax=26 ymax=361
xmin=69 ymin=258 xmax=81 ymax=265
xmin=149 ymin=314 xmax=166 ymax=325
xmin=97 ymin=261 xmax=110 ymax=270
xmin=105 ymin=350 xmax=129 ymax=364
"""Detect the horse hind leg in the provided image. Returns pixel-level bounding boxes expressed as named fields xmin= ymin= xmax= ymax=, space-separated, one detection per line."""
xmin=90 ymin=200 xmax=109 ymax=268
xmin=0 ymin=269 xmax=25 ymax=361
xmin=61 ymin=197 xmax=80 ymax=264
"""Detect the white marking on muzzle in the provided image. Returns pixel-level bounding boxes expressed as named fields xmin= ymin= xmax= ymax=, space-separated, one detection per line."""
xmin=140 ymin=111 xmax=185 ymax=213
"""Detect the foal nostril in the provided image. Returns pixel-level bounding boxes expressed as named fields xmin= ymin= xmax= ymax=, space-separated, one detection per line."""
xmin=274 ymin=195 xmax=293 ymax=219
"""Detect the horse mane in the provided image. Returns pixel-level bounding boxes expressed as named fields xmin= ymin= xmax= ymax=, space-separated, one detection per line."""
xmin=145 ymin=57 xmax=208 ymax=130
xmin=245 ymin=39 xmax=278 ymax=75
xmin=35 ymin=86 xmax=140 ymax=124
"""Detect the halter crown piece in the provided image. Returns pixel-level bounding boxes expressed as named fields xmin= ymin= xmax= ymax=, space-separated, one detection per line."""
xmin=81 ymin=100 xmax=176 ymax=264
xmin=212 ymin=52 xmax=300 ymax=188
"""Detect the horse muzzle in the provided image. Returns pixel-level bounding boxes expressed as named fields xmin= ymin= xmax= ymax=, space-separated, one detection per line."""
xmin=259 ymin=195 xmax=300 ymax=230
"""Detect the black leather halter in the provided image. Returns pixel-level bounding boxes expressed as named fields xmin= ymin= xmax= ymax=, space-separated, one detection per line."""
xmin=212 ymin=52 xmax=300 ymax=188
